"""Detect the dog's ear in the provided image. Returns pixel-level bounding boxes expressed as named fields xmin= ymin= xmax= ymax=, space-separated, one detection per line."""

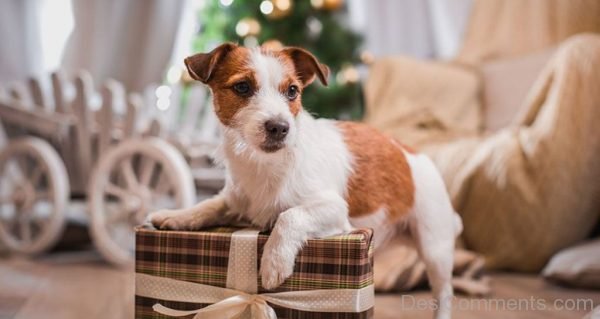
xmin=184 ymin=43 xmax=237 ymax=84
xmin=280 ymin=47 xmax=330 ymax=87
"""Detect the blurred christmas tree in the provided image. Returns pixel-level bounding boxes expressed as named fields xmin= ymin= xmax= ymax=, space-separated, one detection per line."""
xmin=193 ymin=0 xmax=364 ymax=119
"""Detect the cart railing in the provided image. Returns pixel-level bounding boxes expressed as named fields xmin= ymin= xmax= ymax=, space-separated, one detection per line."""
xmin=0 ymin=71 xmax=222 ymax=194
xmin=1 ymin=72 xmax=148 ymax=193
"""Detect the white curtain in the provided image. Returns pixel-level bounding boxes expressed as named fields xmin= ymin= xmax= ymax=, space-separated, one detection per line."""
xmin=348 ymin=0 xmax=474 ymax=59
xmin=0 ymin=0 xmax=189 ymax=145
xmin=0 ymin=0 xmax=44 ymax=84
xmin=0 ymin=0 xmax=186 ymax=90
xmin=62 ymin=0 xmax=187 ymax=91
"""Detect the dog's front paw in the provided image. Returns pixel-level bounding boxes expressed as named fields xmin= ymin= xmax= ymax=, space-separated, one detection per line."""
xmin=148 ymin=210 xmax=192 ymax=230
xmin=260 ymin=248 xmax=296 ymax=290
xmin=148 ymin=209 xmax=174 ymax=227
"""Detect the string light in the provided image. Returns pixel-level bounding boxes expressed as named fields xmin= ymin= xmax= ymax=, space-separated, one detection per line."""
xmin=259 ymin=1 xmax=274 ymax=15
xmin=274 ymin=0 xmax=291 ymax=11
xmin=156 ymin=98 xmax=170 ymax=111
xmin=155 ymin=85 xmax=172 ymax=111
xmin=311 ymin=0 xmax=343 ymax=10
xmin=235 ymin=21 xmax=250 ymax=37
xmin=266 ymin=0 xmax=293 ymax=19
xmin=336 ymin=66 xmax=360 ymax=85
xmin=166 ymin=66 xmax=183 ymax=84
xmin=155 ymin=85 xmax=171 ymax=98
xmin=235 ymin=18 xmax=261 ymax=37
xmin=306 ymin=16 xmax=323 ymax=38
xmin=311 ymin=0 xmax=324 ymax=9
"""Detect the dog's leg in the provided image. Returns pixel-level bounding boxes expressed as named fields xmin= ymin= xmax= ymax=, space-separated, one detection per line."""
xmin=260 ymin=191 xmax=351 ymax=290
xmin=410 ymin=214 xmax=455 ymax=319
xmin=410 ymin=204 xmax=457 ymax=319
xmin=406 ymin=155 xmax=458 ymax=319
xmin=148 ymin=194 xmax=230 ymax=230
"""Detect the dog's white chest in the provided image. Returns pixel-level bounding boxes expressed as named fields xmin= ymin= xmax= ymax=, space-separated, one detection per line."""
xmin=220 ymin=114 xmax=353 ymax=229
xmin=226 ymin=161 xmax=298 ymax=228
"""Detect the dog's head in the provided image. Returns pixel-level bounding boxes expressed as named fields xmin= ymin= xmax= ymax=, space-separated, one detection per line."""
xmin=184 ymin=43 xmax=329 ymax=154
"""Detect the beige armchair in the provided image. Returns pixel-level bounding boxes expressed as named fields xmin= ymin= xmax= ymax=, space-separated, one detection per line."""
xmin=365 ymin=0 xmax=600 ymax=272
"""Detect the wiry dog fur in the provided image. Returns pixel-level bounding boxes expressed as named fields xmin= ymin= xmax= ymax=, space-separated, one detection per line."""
xmin=149 ymin=43 xmax=461 ymax=319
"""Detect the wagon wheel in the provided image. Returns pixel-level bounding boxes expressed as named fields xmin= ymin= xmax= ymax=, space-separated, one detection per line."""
xmin=0 ymin=137 xmax=69 ymax=254
xmin=88 ymin=137 xmax=195 ymax=266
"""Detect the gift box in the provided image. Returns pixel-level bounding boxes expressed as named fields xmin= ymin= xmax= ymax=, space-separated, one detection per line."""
xmin=135 ymin=226 xmax=374 ymax=319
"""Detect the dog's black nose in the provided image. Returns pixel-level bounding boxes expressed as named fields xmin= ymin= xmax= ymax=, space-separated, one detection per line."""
xmin=264 ymin=119 xmax=289 ymax=140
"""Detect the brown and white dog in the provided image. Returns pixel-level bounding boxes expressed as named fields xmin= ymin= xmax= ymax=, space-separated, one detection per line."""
xmin=149 ymin=43 xmax=461 ymax=319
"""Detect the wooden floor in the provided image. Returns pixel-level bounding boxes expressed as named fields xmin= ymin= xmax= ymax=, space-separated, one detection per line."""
xmin=1 ymin=250 xmax=599 ymax=319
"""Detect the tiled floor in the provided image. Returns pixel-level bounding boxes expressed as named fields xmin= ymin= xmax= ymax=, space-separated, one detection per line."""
xmin=1 ymin=251 xmax=599 ymax=319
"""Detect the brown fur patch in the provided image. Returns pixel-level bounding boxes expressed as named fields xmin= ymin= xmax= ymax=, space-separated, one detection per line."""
xmin=276 ymin=75 xmax=302 ymax=116
xmin=205 ymin=47 xmax=254 ymax=126
xmin=337 ymin=121 xmax=415 ymax=220
xmin=278 ymin=47 xmax=330 ymax=86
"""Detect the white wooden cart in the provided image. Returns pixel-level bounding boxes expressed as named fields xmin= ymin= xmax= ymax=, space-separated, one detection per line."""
xmin=0 ymin=71 xmax=223 ymax=266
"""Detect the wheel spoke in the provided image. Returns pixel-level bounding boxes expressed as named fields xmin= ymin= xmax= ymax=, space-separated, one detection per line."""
xmin=120 ymin=159 xmax=140 ymax=190
xmin=105 ymin=183 xmax=132 ymax=200
xmin=139 ymin=158 xmax=157 ymax=187
xmin=106 ymin=211 xmax=131 ymax=225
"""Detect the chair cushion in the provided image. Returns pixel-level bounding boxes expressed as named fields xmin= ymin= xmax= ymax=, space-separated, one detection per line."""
xmin=481 ymin=48 xmax=555 ymax=132
xmin=364 ymin=56 xmax=482 ymax=148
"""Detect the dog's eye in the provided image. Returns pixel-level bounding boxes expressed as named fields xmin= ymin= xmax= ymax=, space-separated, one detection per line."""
xmin=286 ymin=85 xmax=299 ymax=101
xmin=232 ymin=81 xmax=251 ymax=96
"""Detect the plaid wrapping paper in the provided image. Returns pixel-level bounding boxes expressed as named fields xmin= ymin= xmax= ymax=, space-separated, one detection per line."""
xmin=135 ymin=226 xmax=374 ymax=319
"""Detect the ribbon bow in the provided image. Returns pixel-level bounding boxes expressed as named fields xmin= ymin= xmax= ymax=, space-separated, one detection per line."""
xmin=153 ymin=293 xmax=277 ymax=319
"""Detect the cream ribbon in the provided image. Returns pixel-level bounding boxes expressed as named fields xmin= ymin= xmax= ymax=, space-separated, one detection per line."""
xmin=136 ymin=229 xmax=374 ymax=319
